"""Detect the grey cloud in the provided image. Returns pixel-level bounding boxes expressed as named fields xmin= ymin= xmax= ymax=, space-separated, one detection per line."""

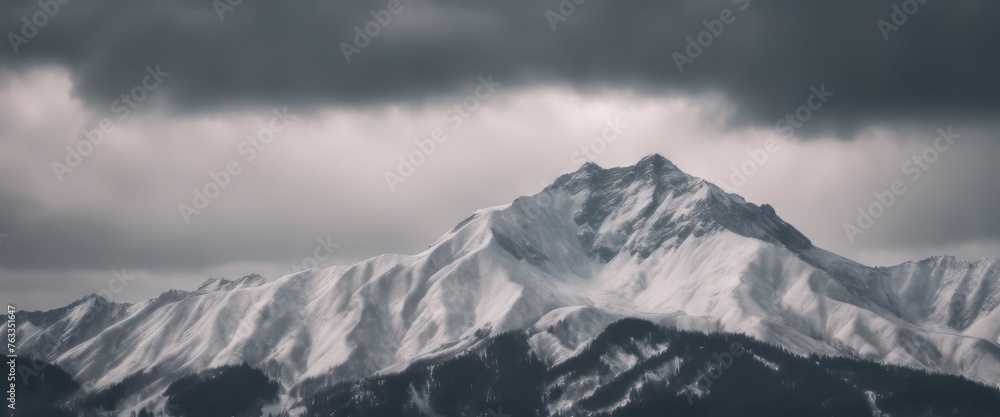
xmin=1 ymin=0 xmax=999 ymax=136
xmin=844 ymin=129 xmax=1000 ymax=249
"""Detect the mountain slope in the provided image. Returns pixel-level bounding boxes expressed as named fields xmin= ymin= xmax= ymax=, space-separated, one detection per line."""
xmin=18 ymin=154 xmax=1000 ymax=414
xmin=302 ymin=319 xmax=1000 ymax=417
xmin=879 ymin=256 xmax=1000 ymax=340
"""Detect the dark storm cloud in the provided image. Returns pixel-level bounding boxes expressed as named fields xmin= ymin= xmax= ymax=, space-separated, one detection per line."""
xmin=3 ymin=0 xmax=999 ymax=310
xmin=2 ymin=0 xmax=998 ymax=136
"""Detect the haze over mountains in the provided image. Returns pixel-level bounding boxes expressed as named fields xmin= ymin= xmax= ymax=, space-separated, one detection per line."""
xmin=19 ymin=155 xmax=1000 ymax=415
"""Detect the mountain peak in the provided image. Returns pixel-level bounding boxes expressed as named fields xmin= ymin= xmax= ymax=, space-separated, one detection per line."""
xmin=556 ymin=154 xmax=686 ymax=193
xmin=577 ymin=161 xmax=602 ymax=173
xmin=195 ymin=274 xmax=267 ymax=293
xmin=567 ymin=154 xmax=679 ymax=177
xmin=539 ymin=155 xmax=810 ymax=261
xmin=636 ymin=153 xmax=675 ymax=169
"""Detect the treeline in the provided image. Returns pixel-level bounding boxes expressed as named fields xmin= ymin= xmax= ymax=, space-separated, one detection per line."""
xmin=9 ymin=360 xmax=282 ymax=417
xmin=15 ymin=320 xmax=1000 ymax=417
xmin=301 ymin=318 xmax=1000 ymax=417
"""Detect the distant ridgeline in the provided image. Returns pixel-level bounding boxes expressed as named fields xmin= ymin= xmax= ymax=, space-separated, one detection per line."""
xmin=15 ymin=319 xmax=1000 ymax=417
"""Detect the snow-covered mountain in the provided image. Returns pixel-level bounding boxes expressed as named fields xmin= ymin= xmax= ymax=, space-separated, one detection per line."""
xmin=19 ymin=154 xmax=1000 ymax=414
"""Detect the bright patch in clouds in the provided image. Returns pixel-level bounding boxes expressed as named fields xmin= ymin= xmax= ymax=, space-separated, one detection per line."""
xmin=0 ymin=67 xmax=997 ymax=309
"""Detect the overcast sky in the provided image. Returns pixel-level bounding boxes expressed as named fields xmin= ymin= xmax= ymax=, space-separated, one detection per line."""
xmin=1 ymin=0 xmax=998 ymax=310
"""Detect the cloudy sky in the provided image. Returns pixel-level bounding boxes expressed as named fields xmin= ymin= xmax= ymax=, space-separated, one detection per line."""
xmin=1 ymin=0 xmax=998 ymax=309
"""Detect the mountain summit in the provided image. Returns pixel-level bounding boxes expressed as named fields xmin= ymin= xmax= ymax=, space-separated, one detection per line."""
xmin=546 ymin=153 xmax=811 ymax=261
xmin=20 ymin=155 xmax=1000 ymax=414
xmin=196 ymin=274 xmax=268 ymax=293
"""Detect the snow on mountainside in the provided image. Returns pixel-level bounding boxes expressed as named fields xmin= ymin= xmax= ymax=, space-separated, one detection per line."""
xmin=880 ymin=256 xmax=1000 ymax=343
xmin=18 ymin=154 xmax=1000 ymax=412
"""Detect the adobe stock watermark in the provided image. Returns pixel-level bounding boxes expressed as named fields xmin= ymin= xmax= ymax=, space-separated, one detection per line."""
xmin=6 ymin=305 xmax=16 ymax=411
xmin=6 ymin=0 xmax=72 ymax=54
xmin=724 ymin=84 xmax=833 ymax=189
xmin=51 ymin=65 xmax=170 ymax=183
xmin=500 ymin=116 xmax=629 ymax=223
xmin=683 ymin=341 xmax=745 ymax=405
xmin=281 ymin=235 xmax=341 ymax=276
xmin=340 ymin=0 xmax=413 ymax=63
xmin=569 ymin=117 xmax=629 ymax=165
xmin=545 ymin=0 xmax=594 ymax=32
xmin=178 ymin=106 xmax=297 ymax=224
xmin=842 ymin=126 xmax=961 ymax=244
xmin=877 ymin=0 xmax=930 ymax=41
xmin=672 ymin=0 xmax=751 ymax=74
xmin=383 ymin=74 xmax=501 ymax=192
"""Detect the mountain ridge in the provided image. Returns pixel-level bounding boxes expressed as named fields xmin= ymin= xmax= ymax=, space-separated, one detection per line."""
xmin=18 ymin=154 xmax=1000 ymax=415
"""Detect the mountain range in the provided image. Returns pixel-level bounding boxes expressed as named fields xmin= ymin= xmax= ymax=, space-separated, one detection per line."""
xmin=17 ymin=155 xmax=1000 ymax=416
